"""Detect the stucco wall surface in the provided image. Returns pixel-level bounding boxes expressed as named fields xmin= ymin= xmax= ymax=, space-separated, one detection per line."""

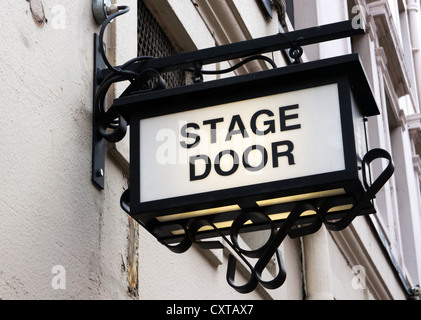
xmin=0 ymin=0 xmax=131 ymax=299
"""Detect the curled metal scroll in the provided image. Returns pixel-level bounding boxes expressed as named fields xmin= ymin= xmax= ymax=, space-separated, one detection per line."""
xmin=289 ymin=43 xmax=303 ymax=64
xmin=98 ymin=107 xmax=128 ymax=143
xmin=318 ymin=148 xmax=394 ymax=231
xmin=125 ymin=68 xmax=167 ymax=95
xmin=227 ymin=209 xmax=286 ymax=293
xmin=186 ymin=55 xmax=278 ymax=83
xmin=160 ymin=224 xmax=193 ymax=254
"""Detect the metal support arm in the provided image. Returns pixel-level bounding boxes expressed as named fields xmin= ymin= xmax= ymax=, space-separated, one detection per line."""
xmin=123 ymin=19 xmax=365 ymax=75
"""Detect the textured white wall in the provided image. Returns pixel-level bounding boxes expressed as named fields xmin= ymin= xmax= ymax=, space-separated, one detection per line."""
xmin=0 ymin=0 xmax=130 ymax=299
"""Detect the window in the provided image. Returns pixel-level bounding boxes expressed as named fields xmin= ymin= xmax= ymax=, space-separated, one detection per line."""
xmin=137 ymin=0 xmax=185 ymax=89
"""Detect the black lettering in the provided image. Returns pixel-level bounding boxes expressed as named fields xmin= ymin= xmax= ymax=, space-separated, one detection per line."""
xmin=203 ymin=118 xmax=224 ymax=143
xmin=189 ymin=155 xmax=211 ymax=181
xmin=226 ymin=115 xmax=249 ymax=141
xmin=272 ymin=141 xmax=295 ymax=167
xmin=180 ymin=123 xmax=200 ymax=149
xmin=250 ymin=110 xmax=276 ymax=135
xmin=279 ymin=105 xmax=301 ymax=131
xmin=215 ymin=150 xmax=239 ymax=176
xmin=243 ymin=145 xmax=268 ymax=172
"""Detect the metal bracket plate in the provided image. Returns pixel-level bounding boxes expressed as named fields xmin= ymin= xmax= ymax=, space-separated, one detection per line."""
xmin=92 ymin=34 xmax=106 ymax=189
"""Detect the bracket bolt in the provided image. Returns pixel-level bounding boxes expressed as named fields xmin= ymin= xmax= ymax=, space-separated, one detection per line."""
xmin=92 ymin=0 xmax=112 ymax=25
xmin=96 ymin=169 xmax=104 ymax=177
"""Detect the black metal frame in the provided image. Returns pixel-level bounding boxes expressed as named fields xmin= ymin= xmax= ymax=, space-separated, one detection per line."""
xmin=92 ymin=8 xmax=394 ymax=293
xmin=92 ymin=34 xmax=111 ymax=189
xmin=124 ymin=55 xmax=374 ymax=218
xmin=121 ymin=52 xmax=387 ymax=243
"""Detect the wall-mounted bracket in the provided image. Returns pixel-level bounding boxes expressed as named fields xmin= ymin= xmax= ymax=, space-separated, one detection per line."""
xmin=92 ymin=5 xmax=133 ymax=190
xmin=92 ymin=34 xmax=107 ymax=189
xmin=92 ymin=34 xmax=128 ymax=189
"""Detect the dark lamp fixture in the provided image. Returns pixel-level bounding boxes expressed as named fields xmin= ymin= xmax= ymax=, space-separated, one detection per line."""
xmin=92 ymin=6 xmax=394 ymax=293
xmin=116 ymin=54 xmax=391 ymax=242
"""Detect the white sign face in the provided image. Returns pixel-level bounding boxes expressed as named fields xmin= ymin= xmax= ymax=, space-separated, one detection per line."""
xmin=139 ymin=83 xmax=345 ymax=203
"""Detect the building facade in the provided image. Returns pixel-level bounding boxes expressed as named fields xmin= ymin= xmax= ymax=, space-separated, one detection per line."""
xmin=0 ymin=0 xmax=420 ymax=300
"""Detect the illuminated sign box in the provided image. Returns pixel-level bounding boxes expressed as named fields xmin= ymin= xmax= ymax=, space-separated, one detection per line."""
xmin=115 ymin=54 xmax=379 ymax=244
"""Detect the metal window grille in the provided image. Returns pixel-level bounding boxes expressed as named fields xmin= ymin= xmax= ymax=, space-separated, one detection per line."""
xmin=138 ymin=0 xmax=186 ymax=89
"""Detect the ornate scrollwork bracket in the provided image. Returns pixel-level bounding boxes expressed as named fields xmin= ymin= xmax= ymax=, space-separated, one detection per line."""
xmin=125 ymin=148 xmax=393 ymax=294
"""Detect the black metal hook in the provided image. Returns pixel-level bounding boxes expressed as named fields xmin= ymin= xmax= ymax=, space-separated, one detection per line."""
xmin=185 ymin=217 xmax=260 ymax=293
xmin=253 ymin=249 xmax=287 ymax=290
xmin=252 ymin=203 xmax=314 ymax=288
xmin=226 ymin=254 xmax=260 ymax=294
xmin=230 ymin=209 xmax=277 ymax=259
xmin=289 ymin=42 xmax=303 ymax=64
xmin=97 ymin=107 xmax=128 ymax=143
xmin=319 ymin=148 xmax=394 ymax=231
xmin=192 ymin=62 xmax=204 ymax=84
xmin=224 ymin=203 xmax=314 ymax=293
